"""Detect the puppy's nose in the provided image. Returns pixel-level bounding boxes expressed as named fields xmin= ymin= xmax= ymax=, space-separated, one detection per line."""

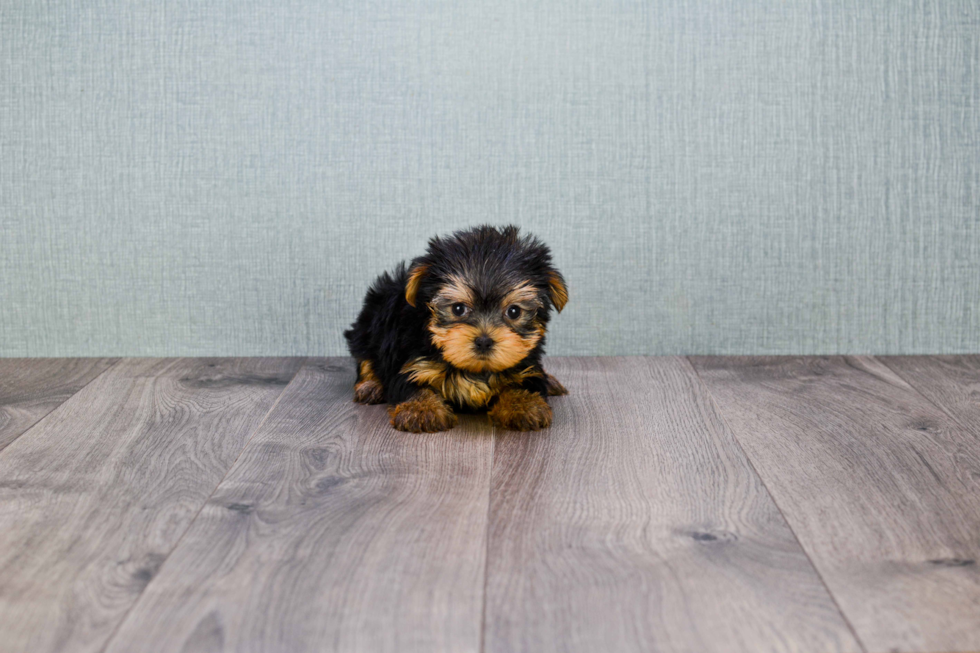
xmin=474 ymin=335 xmax=494 ymax=353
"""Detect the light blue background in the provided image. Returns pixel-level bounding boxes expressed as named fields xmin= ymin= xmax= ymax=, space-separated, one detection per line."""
xmin=2 ymin=1 xmax=978 ymax=356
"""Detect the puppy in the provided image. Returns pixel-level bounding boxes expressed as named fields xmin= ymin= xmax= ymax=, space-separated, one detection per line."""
xmin=344 ymin=225 xmax=568 ymax=432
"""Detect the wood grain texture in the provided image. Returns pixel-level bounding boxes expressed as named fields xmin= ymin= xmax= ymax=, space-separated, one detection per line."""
xmin=0 ymin=358 xmax=117 ymax=452
xmin=882 ymin=356 xmax=980 ymax=437
xmin=691 ymin=356 xmax=980 ymax=653
xmin=104 ymin=358 xmax=493 ymax=653
xmin=484 ymin=357 xmax=860 ymax=653
xmin=0 ymin=357 xmax=303 ymax=653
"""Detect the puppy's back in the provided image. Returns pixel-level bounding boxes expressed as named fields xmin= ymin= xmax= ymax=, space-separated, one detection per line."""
xmin=344 ymin=262 xmax=437 ymax=396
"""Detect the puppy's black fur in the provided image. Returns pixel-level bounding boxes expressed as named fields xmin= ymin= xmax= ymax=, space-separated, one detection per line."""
xmin=344 ymin=260 xmax=433 ymax=405
xmin=344 ymin=225 xmax=567 ymax=431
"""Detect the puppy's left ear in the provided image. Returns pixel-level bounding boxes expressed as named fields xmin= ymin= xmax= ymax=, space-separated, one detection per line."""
xmin=405 ymin=263 xmax=429 ymax=307
xmin=546 ymin=270 xmax=568 ymax=312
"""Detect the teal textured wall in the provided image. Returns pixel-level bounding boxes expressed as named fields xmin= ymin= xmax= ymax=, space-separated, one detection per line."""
xmin=2 ymin=1 xmax=978 ymax=356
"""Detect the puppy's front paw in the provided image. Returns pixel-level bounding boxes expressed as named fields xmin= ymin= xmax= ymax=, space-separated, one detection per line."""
xmin=488 ymin=389 xmax=553 ymax=431
xmin=388 ymin=389 xmax=458 ymax=433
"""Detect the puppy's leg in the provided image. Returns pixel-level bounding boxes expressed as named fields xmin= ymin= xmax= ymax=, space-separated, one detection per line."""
xmin=543 ymin=372 xmax=568 ymax=396
xmin=388 ymin=388 xmax=458 ymax=433
xmin=353 ymin=359 xmax=385 ymax=404
xmin=488 ymin=388 xmax=552 ymax=431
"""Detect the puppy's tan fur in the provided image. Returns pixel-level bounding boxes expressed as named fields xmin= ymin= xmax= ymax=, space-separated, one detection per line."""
xmin=401 ymin=357 xmax=543 ymax=408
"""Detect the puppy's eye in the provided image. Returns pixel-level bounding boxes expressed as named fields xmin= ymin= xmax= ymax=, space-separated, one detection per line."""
xmin=506 ymin=305 xmax=522 ymax=320
xmin=452 ymin=303 xmax=468 ymax=317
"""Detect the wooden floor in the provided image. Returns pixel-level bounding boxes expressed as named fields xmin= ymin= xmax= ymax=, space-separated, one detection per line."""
xmin=1 ymin=357 xmax=979 ymax=653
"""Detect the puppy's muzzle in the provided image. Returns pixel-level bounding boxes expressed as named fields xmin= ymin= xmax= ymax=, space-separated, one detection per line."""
xmin=474 ymin=334 xmax=494 ymax=355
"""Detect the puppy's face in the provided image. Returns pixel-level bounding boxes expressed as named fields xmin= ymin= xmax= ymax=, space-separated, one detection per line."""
xmin=405 ymin=225 xmax=568 ymax=374
xmin=427 ymin=275 xmax=546 ymax=373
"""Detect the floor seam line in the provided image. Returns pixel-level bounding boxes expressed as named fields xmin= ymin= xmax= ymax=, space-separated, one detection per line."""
xmin=479 ymin=422 xmax=495 ymax=653
xmin=876 ymin=355 xmax=980 ymax=442
xmin=684 ymin=356 xmax=869 ymax=653
xmin=96 ymin=356 xmax=308 ymax=653
xmin=0 ymin=357 xmax=123 ymax=459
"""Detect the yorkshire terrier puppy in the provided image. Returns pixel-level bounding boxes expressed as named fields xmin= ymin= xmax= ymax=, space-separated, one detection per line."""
xmin=344 ymin=225 xmax=568 ymax=432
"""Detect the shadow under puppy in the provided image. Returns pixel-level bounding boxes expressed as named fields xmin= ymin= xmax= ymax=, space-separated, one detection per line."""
xmin=344 ymin=225 xmax=568 ymax=432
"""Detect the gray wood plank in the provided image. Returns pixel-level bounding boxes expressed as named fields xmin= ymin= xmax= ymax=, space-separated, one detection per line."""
xmin=691 ymin=356 xmax=980 ymax=653
xmin=0 ymin=357 xmax=304 ymax=653
xmin=104 ymin=358 xmax=493 ymax=653
xmin=484 ymin=357 xmax=860 ymax=653
xmin=882 ymin=355 xmax=980 ymax=437
xmin=0 ymin=358 xmax=118 ymax=453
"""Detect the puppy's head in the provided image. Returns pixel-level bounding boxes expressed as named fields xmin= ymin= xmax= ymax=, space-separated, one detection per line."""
xmin=405 ymin=225 xmax=567 ymax=374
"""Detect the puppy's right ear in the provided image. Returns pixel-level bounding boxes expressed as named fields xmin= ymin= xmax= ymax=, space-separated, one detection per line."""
xmin=405 ymin=263 xmax=429 ymax=307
